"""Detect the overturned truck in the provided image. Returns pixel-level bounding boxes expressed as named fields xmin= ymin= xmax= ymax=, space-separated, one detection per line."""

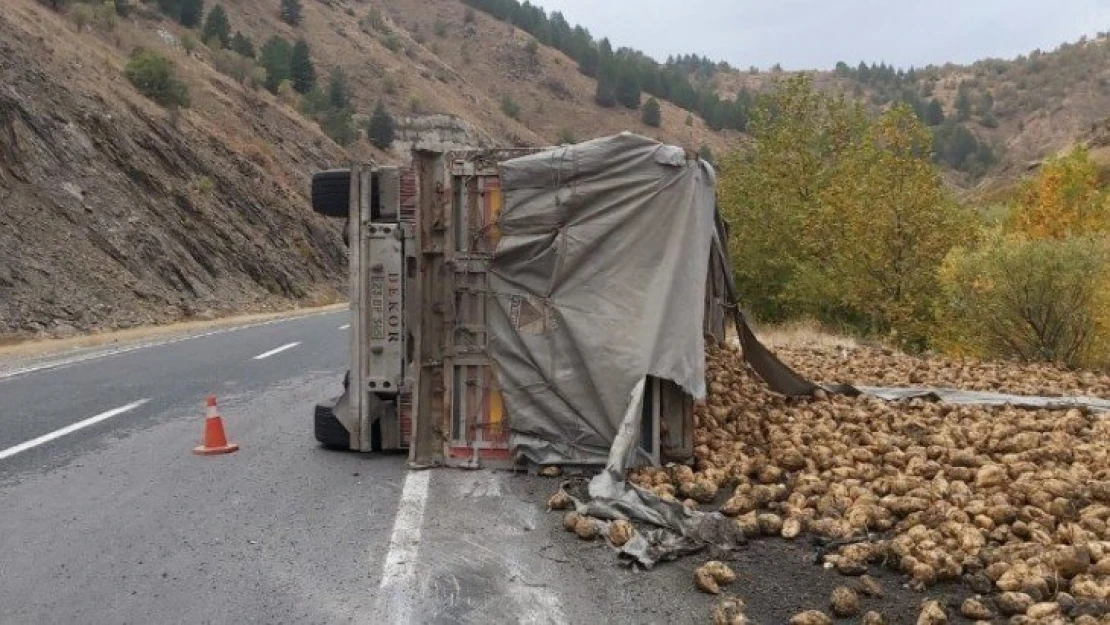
xmin=310 ymin=132 xmax=813 ymax=471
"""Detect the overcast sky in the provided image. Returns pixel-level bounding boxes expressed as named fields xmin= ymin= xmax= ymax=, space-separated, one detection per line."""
xmin=530 ymin=1 xmax=1110 ymax=70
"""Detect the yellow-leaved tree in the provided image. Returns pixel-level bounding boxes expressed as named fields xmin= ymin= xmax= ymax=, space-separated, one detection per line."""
xmin=1010 ymin=147 xmax=1108 ymax=239
xmin=717 ymin=74 xmax=869 ymax=323
xmin=936 ymin=146 xmax=1110 ymax=367
xmin=819 ymin=104 xmax=973 ymax=346
xmin=718 ymin=76 xmax=969 ymax=348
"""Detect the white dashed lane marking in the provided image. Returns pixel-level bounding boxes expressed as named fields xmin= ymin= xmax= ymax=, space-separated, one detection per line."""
xmin=0 ymin=399 xmax=151 ymax=461
xmin=252 ymin=342 xmax=301 ymax=361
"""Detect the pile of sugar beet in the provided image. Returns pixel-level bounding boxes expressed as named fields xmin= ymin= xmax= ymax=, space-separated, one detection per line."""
xmin=547 ymin=340 xmax=1110 ymax=624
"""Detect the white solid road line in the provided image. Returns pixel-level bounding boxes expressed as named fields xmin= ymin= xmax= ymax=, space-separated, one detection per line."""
xmin=252 ymin=342 xmax=301 ymax=361
xmin=380 ymin=470 xmax=431 ymax=585
xmin=375 ymin=470 xmax=432 ymax=623
xmin=338 ymin=324 xmax=350 ymax=330
xmin=0 ymin=399 xmax=151 ymax=461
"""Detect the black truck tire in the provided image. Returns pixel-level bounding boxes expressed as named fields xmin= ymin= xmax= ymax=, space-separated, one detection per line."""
xmin=314 ymin=370 xmax=382 ymax=451
xmin=311 ymin=169 xmax=352 ymax=218
xmin=314 ymin=401 xmax=350 ymax=449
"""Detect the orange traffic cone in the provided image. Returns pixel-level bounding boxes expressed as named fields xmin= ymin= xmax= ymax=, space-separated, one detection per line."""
xmin=193 ymin=395 xmax=240 ymax=455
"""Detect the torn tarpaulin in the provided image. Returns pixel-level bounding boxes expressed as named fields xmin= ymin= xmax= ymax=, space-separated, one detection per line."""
xmin=489 ymin=132 xmax=718 ymax=466
xmin=560 ymin=475 xmax=746 ymax=570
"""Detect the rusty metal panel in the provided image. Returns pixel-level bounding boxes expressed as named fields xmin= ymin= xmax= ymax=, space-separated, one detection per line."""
xmin=660 ymin=379 xmax=694 ymax=463
xmin=410 ymin=151 xmax=450 ymax=467
xmin=399 ymin=168 xmax=417 ymax=224
xmin=438 ymin=159 xmax=517 ymax=468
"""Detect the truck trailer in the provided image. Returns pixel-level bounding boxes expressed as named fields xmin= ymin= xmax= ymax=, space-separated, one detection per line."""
xmin=309 ymin=134 xmax=746 ymax=471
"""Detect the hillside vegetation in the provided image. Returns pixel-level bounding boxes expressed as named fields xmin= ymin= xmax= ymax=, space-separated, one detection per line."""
xmin=720 ymin=75 xmax=1110 ymax=369
xmin=5 ymin=0 xmax=1110 ymax=346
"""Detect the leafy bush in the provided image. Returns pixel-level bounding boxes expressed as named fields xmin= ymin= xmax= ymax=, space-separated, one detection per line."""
xmin=434 ymin=19 xmax=448 ymax=37
xmin=181 ymin=31 xmax=199 ymax=54
xmin=319 ymin=109 xmax=357 ymax=146
xmin=381 ymin=32 xmax=403 ymax=53
xmin=70 ymin=3 xmax=94 ymax=30
xmin=276 ymin=79 xmax=298 ymax=106
xmin=361 ymin=7 xmax=388 ymax=33
xmin=124 ymin=49 xmax=190 ymax=108
xmin=366 ymin=100 xmax=395 ymax=150
xmin=641 ymin=97 xmax=661 ymax=127
xmin=212 ymin=49 xmax=264 ymax=88
xmin=556 ymin=127 xmax=575 ymax=144
xmin=93 ymin=1 xmax=118 ymax=32
xmin=937 ymin=233 xmax=1110 ymax=367
xmin=500 ymin=94 xmax=520 ymax=120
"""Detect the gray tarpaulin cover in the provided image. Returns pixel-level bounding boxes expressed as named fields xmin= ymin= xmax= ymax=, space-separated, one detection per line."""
xmin=488 ymin=132 xmax=716 ymax=467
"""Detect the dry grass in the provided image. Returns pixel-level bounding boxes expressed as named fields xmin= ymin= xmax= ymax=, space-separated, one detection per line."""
xmin=750 ymin=320 xmax=863 ymax=351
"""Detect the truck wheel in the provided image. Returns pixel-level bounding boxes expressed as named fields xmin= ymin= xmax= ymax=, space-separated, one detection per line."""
xmin=314 ymin=400 xmax=351 ymax=449
xmin=370 ymin=416 xmax=382 ymax=452
xmin=312 ymin=169 xmax=351 ymax=218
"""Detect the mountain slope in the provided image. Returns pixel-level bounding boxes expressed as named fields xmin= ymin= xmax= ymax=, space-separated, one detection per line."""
xmin=706 ymin=34 xmax=1110 ymax=191
xmin=0 ymin=1 xmax=349 ymax=337
xmin=0 ymin=0 xmax=737 ymax=338
xmin=5 ymin=0 xmax=1105 ymax=339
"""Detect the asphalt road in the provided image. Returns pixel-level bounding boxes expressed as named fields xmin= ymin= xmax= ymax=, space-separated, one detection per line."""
xmin=0 ymin=310 xmax=718 ymax=625
xmin=0 ymin=309 xmax=975 ymax=625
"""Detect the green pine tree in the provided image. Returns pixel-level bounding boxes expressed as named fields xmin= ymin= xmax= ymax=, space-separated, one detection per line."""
xmin=230 ymin=31 xmax=255 ymax=58
xmin=179 ymin=0 xmax=203 ymax=27
xmin=578 ymin=45 xmax=599 ymax=78
xmin=202 ymin=4 xmax=231 ymax=48
xmin=924 ymin=99 xmax=945 ymax=126
xmin=156 ymin=0 xmax=177 ymax=19
xmin=280 ymin=0 xmax=302 ymax=26
xmin=594 ymin=71 xmax=617 ymax=108
xmin=326 ymin=67 xmax=350 ymax=110
xmin=615 ymin=69 xmax=641 ymax=109
xmin=290 ymin=38 xmax=316 ymax=94
xmin=367 ymin=100 xmax=395 ymax=150
xmin=259 ymin=35 xmax=292 ymax=93
xmin=641 ymin=97 xmax=661 ymax=127
xmin=955 ymin=83 xmax=973 ymax=122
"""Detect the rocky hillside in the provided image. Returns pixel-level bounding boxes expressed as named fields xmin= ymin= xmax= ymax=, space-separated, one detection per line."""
xmin=0 ymin=0 xmax=739 ymax=340
xmin=0 ymin=1 xmax=359 ymax=339
xmin=709 ymin=34 xmax=1110 ymax=194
